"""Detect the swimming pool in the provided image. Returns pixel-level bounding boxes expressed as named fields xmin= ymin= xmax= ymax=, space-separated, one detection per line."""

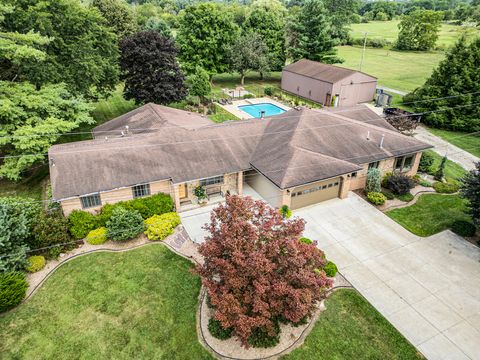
xmin=238 ymin=103 xmax=287 ymax=118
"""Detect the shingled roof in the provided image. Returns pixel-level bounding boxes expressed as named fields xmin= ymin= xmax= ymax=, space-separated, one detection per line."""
xmin=49 ymin=105 xmax=431 ymax=200
xmin=283 ymin=59 xmax=377 ymax=83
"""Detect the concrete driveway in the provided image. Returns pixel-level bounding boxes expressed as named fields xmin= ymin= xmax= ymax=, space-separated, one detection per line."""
xmin=296 ymin=193 xmax=480 ymax=360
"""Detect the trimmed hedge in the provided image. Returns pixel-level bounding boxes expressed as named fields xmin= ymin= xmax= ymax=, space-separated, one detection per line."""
xmin=25 ymin=255 xmax=46 ymax=273
xmin=433 ymin=182 xmax=459 ymax=194
xmin=144 ymin=212 xmax=181 ymax=241
xmin=68 ymin=210 xmax=98 ymax=239
xmin=208 ymin=318 xmax=233 ymax=340
xmin=367 ymin=192 xmax=387 ymax=205
xmin=0 ymin=272 xmax=28 ymax=313
xmin=86 ymin=227 xmax=108 ymax=245
xmin=106 ymin=207 xmax=145 ymax=241
xmin=451 ymin=220 xmax=477 ymax=237
xmin=324 ymin=261 xmax=338 ymax=278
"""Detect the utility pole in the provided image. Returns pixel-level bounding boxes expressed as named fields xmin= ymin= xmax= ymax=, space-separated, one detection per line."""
xmin=360 ymin=32 xmax=368 ymax=72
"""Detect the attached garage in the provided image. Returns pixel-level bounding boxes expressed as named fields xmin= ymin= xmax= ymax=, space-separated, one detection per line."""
xmin=290 ymin=177 xmax=341 ymax=210
xmin=245 ymin=170 xmax=283 ymax=208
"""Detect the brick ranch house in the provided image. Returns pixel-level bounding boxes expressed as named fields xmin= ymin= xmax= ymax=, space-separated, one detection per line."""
xmin=48 ymin=103 xmax=432 ymax=215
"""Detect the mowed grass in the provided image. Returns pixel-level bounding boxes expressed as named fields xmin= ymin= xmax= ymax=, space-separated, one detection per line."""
xmin=427 ymin=128 xmax=480 ymax=158
xmin=349 ymin=20 xmax=480 ymax=48
xmin=424 ymin=149 xmax=468 ymax=184
xmin=0 ymin=246 xmax=213 ymax=360
xmin=283 ymin=289 xmax=422 ymax=360
xmin=337 ymin=45 xmax=444 ymax=92
xmin=387 ymin=193 xmax=470 ymax=237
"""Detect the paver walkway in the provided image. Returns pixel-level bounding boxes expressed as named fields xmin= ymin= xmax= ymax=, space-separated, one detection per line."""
xmin=296 ymin=192 xmax=480 ymax=360
xmin=414 ymin=126 xmax=478 ymax=171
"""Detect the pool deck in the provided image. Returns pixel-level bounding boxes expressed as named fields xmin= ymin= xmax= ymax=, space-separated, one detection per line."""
xmin=217 ymin=97 xmax=291 ymax=119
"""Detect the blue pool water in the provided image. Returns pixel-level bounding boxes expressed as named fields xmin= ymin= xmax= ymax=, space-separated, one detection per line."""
xmin=238 ymin=103 xmax=286 ymax=118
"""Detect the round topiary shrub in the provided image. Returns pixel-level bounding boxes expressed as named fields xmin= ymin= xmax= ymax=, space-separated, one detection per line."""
xmin=144 ymin=212 xmax=181 ymax=241
xmin=68 ymin=210 xmax=98 ymax=239
xmin=324 ymin=261 xmax=338 ymax=277
xmin=367 ymin=192 xmax=387 ymax=205
xmin=248 ymin=322 xmax=280 ymax=348
xmin=299 ymin=237 xmax=313 ymax=245
xmin=86 ymin=227 xmax=108 ymax=245
xmin=106 ymin=207 xmax=145 ymax=241
xmin=208 ymin=318 xmax=233 ymax=340
xmin=25 ymin=255 xmax=46 ymax=273
xmin=451 ymin=220 xmax=477 ymax=237
xmin=433 ymin=182 xmax=459 ymax=194
xmin=0 ymin=272 xmax=28 ymax=313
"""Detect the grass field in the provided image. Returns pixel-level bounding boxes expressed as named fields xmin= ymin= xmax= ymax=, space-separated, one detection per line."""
xmin=387 ymin=194 xmax=470 ymax=237
xmin=427 ymin=128 xmax=480 ymax=158
xmin=424 ymin=150 xmax=468 ymax=184
xmin=337 ymin=46 xmax=444 ymax=92
xmin=0 ymin=246 xmax=421 ymax=360
xmin=349 ymin=20 xmax=480 ymax=48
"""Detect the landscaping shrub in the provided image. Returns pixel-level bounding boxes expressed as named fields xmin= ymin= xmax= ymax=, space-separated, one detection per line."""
xmin=106 ymin=207 xmax=145 ymax=241
xmin=279 ymin=205 xmax=292 ymax=219
xmin=434 ymin=155 xmax=447 ymax=181
xmin=386 ymin=174 xmax=416 ymax=195
xmin=86 ymin=227 xmax=108 ymax=245
xmin=419 ymin=180 xmax=432 ymax=187
xmin=25 ymin=255 xmax=46 ymax=273
xmin=396 ymin=193 xmax=414 ymax=202
xmin=242 ymin=93 xmax=255 ymax=99
xmin=208 ymin=318 xmax=233 ymax=340
xmin=68 ymin=210 xmax=98 ymax=239
xmin=382 ymin=172 xmax=393 ymax=188
xmin=144 ymin=212 xmax=181 ymax=241
xmin=433 ymin=182 xmax=459 ymax=194
xmin=0 ymin=272 xmax=28 ymax=313
xmin=31 ymin=211 xmax=73 ymax=258
xmin=367 ymin=192 xmax=387 ymax=205
xmin=248 ymin=322 xmax=280 ymax=348
xmin=264 ymin=87 xmax=273 ymax=96
xmin=299 ymin=237 xmax=313 ymax=245
xmin=451 ymin=220 xmax=477 ymax=237
xmin=366 ymin=168 xmax=381 ymax=193
xmin=381 ymin=190 xmax=395 ymax=200
xmin=324 ymin=261 xmax=338 ymax=277
xmin=419 ymin=151 xmax=434 ymax=172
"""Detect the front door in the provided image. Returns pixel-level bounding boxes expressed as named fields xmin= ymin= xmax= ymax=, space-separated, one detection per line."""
xmin=178 ymin=184 xmax=187 ymax=199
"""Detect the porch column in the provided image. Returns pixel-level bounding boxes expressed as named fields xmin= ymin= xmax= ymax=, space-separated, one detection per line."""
xmin=339 ymin=175 xmax=350 ymax=199
xmin=237 ymin=171 xmax=243 ymax=195
xmin=173 ymin=184 xmax=181 ymax=211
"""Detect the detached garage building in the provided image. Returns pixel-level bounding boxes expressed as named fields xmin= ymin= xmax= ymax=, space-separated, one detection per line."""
xmin=281 ymin=59 xmax=377 ymax=107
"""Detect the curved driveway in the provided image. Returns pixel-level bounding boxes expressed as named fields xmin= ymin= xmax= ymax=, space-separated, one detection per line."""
xmin=296 ymin=192 xmax=480 ymax=360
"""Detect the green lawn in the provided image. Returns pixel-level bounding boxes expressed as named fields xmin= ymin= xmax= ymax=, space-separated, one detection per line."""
xmin=283 ymin=289 xmax=422 ymax=360
xmin=0 ymin=245 xmax=213 ymax=360
xmin=1 ymin=246 xmax=422 ymax=360
xmin=337 ymin=46 xmax=445 ymax=92
xmin=387 ymin=194 xmax=470 ymax=237
xmin=423 ymin=149 xmax=468 ymax=184
xmin=349 ymin=20 xmax=480 ymax=49
xmin=208 ymin=104 xmax=240 ymax=123
xmin=427 ymin=128 xmax=480 ymax=158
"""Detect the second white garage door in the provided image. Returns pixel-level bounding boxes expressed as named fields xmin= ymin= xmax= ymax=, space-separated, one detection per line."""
xmin=290 ymin=177 xmax=341 ymax=210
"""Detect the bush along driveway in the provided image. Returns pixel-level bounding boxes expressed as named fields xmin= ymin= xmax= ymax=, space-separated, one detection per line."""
xmin=295 ymin=192 xmax=480 ymax=360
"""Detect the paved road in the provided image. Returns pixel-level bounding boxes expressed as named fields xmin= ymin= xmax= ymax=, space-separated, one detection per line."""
xmin=296 ymin=193 xmax=480 ymax=360
xmin=413 ymin=126 xmax=479 ymax=171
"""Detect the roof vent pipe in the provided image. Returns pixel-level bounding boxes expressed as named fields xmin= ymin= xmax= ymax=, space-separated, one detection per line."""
xmin=125 ymin=125 xmax=129 ymax=134
xmin=367 ymin=131 xmax=370 ymax=140
xmin=379 ymin=134 xmax=385 ymax=148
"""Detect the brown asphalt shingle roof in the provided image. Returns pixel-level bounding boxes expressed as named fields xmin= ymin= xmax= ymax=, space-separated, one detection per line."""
xmin=49 ymin=105 xmax=431 ymax=200
xmin=283 ymin=59 xmax=377 ymax=83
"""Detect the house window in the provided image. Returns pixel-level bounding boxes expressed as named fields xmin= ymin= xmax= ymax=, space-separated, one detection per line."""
xmin=132 ymin=183 xmax=150 ymax=198
xmin=80 ymin=193 xmax=101 ymax=209
xmin=200 ymin=175 xmax=224 ymax=186
xmin=368 ymin=161 xmax=379 ymax=170
xmin=394 ymin=155 xmax=415 ymax=172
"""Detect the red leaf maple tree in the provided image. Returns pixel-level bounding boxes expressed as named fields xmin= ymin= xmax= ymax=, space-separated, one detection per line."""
xmin=196 ymin=195 xmax=333 ymax=346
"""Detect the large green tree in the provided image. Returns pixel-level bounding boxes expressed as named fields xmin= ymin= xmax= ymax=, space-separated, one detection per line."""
xmin=286 ymin=0 xmax=342 ymax=63
xmin=460 ymin=162 xmax=480 ymax=225
xmin=228 ymin=33 xmax=269 ymax=85
xmin=395 ymin=9 xmax=443 ymax=51
xmin=2 ymin=0 xmax=119 ymax=98
xmin=176 ymin=2 xmax=240 ymax=75
xmin=120 ymin=31 xmax=187 ymax=105
xmin=243 ymin=0 xmax=286 ymax=71
xmin=408 ymin=36 xmax=480 ymax=132
xmin=324 ymin=0 xmax=360 ymax=43
xmin=0 ymin=82 xmax=94 ymax=180
xmin=186 ymin=67 xmax=211 ymax=104
xmin=91 ymin=0 xmax=138 ymax=39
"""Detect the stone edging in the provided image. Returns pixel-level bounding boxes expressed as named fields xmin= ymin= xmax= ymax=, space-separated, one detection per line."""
xmin=381 ymin=189 xmax=444 ymax=211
